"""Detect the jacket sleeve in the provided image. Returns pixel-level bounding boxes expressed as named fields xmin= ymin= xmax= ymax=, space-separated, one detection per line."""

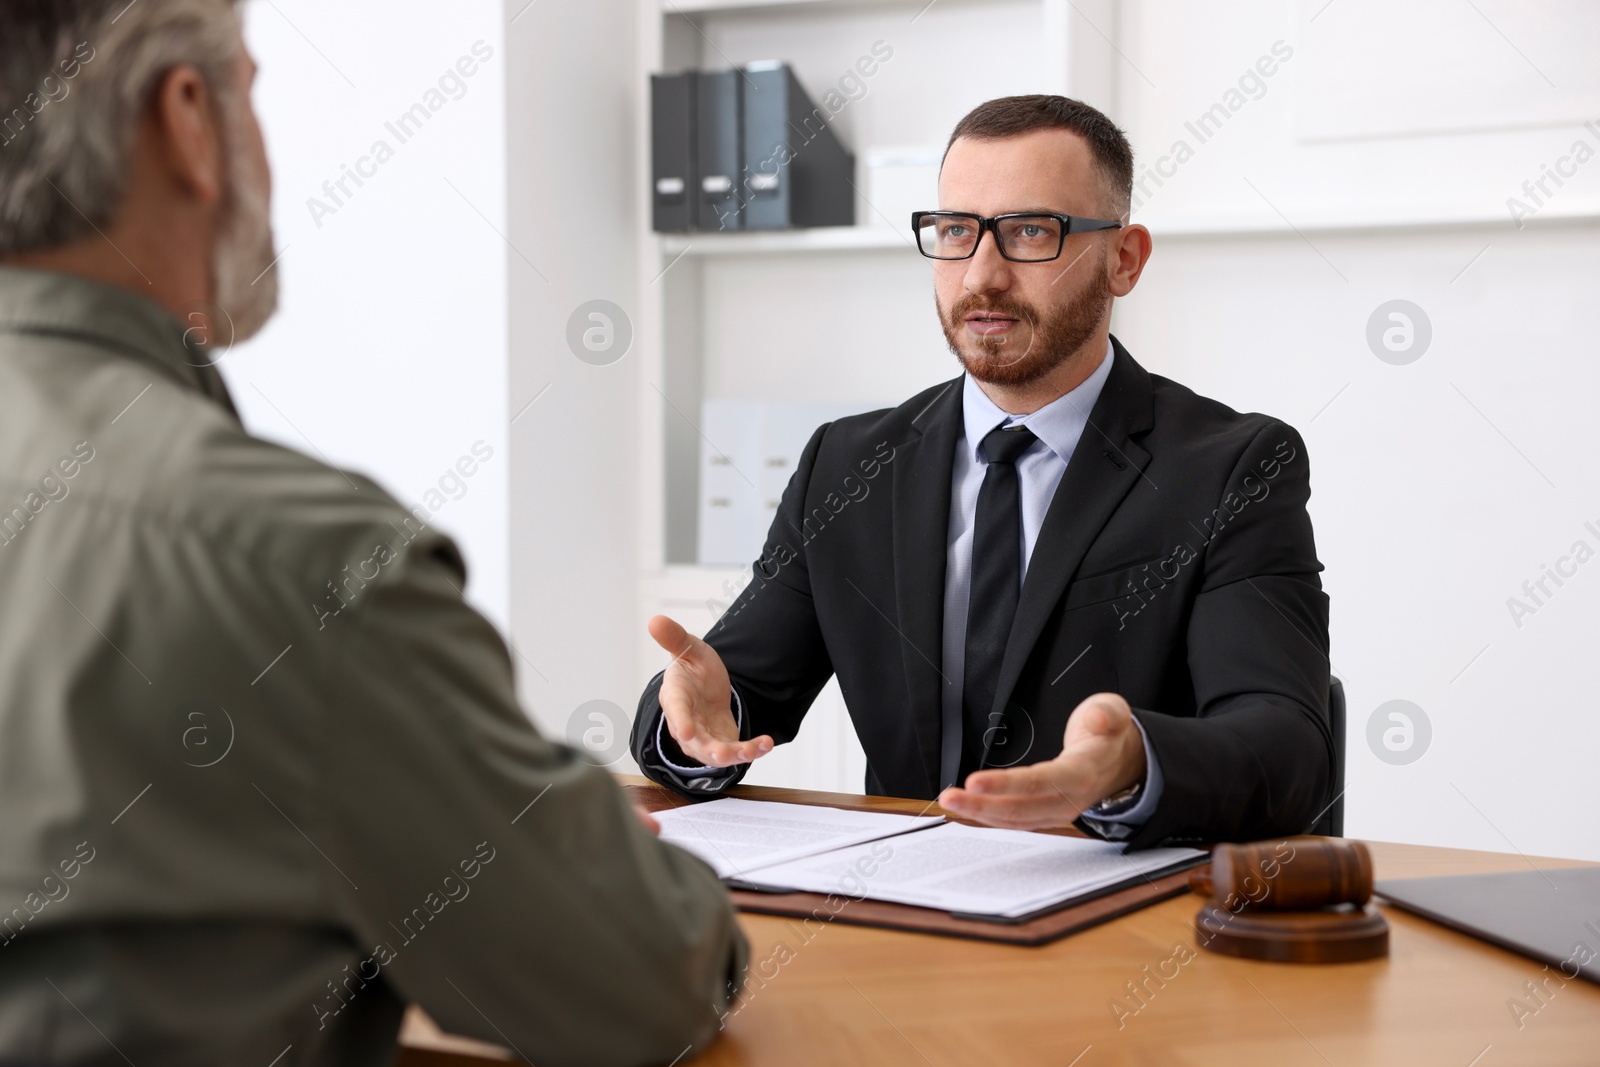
xmin=631 ymin=423 xmax=837 ymax=799
xmin=1115 ymin=421 xmax=1336 ymax=849
xmin=629 ymin=673 xmax=748 ymax=797
xmin=311 ymin=529 xmax=748 ymax=1067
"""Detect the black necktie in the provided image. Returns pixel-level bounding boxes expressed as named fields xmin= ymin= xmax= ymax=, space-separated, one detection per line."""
xmin=954 ymin=423 xmax=1038 ymax=786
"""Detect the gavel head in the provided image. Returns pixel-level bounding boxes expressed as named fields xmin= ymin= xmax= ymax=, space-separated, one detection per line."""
xmin=1191 ymin=837 xmax=1373 ymax=912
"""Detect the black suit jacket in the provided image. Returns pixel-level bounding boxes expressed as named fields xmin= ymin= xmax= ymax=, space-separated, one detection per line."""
xmin=631 ymin=338 xmax=1334 ymax=848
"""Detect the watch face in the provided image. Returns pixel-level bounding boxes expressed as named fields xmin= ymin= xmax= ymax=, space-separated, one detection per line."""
xmin=1094 ymin=783 xmax=1142 ymax=813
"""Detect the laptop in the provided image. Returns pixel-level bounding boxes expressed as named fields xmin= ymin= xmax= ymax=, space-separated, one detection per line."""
xmin=1375 ymin=866 xmax=1600 ymax=984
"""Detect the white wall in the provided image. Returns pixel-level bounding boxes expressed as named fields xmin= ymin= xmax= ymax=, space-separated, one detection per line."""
xmin=1112 ymin=0 xmax=1600 ymax=860
xmin=226 ymin=0 xmax=510 ymax=631
xmin=504 ymin=0 xmax=644 ymax=750
xmin=233 ymin=0 xmax=644 ymax=761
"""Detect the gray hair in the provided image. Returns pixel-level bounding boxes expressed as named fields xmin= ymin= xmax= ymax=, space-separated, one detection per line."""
xmin=0 ymin=0 xmax=243 ymax=258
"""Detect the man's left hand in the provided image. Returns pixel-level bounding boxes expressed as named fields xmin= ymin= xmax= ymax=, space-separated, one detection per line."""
xmin=937 ymin=692 xmax=1147 ymax=830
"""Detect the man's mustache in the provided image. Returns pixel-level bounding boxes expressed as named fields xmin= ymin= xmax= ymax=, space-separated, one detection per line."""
xmin=947 ymin=294 xmax=1038 ymax=325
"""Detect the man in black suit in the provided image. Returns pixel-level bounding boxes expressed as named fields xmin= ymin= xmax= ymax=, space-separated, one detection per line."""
xmin=629 ymin=95 xmax=1334 ymax=848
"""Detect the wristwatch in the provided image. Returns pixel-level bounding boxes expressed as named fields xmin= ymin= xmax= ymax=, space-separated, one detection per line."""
xmin=1089 ymin=781 xmax=1143 ymax=816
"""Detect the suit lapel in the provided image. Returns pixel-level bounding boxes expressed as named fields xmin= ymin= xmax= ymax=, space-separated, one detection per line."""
xmin=986 ymin=339 xmax=1156 ymax=739
xmin=889 ymin=378 xmax=962 ymax=794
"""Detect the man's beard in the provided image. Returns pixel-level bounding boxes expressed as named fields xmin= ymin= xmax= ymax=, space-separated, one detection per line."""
xmin=939 ymin=265 xmax=1111 ymax=388
xmin=211 ymin=99 xmax=278 ymax=348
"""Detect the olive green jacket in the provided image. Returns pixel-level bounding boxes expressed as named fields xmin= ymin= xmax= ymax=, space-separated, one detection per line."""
xmin=0 ymin=266 xmax=745 ymax=1067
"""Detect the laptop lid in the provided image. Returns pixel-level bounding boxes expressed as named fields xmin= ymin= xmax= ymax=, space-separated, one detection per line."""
xmin=1376 ymin=866 xmax=1600 ymax=985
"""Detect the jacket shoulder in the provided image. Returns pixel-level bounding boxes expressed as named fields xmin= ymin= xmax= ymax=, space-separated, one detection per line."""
xmin=87 ymin=376 xmax=456 ymax=584
xmin=1145 ymin=370 xmax=1306 ymax=463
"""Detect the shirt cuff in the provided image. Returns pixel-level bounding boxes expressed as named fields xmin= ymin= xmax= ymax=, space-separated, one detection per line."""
xmin=1079 ymin=715 xmax=1164 ymax=836
xmin=654 ymin=685 xmax=746 ymax=777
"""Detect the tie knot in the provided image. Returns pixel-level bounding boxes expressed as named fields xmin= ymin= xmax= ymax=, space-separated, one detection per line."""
xmin=979 ymin=424 xmax=1038 ymax=466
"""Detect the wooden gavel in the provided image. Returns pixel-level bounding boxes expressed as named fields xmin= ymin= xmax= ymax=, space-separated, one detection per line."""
xmin=1192 ymin=837 xmax=1373 ymax=910
xmin=1190 ymin=837 xmax=1388 ymax=962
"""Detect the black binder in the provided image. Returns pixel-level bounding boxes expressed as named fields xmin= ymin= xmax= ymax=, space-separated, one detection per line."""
xmin=740 ymin=62 xmax=855 ymax=230
xmin=695 ymin=69 xmax=743 ymax=232
xmin=650 ymin=72 xmax=697 ymax=233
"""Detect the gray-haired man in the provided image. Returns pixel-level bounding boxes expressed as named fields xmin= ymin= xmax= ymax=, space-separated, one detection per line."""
xmin=0 ymin=3 xmax=744 ymax=1064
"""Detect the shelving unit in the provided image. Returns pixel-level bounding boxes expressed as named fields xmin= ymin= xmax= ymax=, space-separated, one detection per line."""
xmin=630 ymin=0 xmax=1115 ymax=790
xmin=659 ymin=225 xmax=912 ymax=256
xmin=663 ymin=0 xmax=1033 ymax=17
xmin=665 ymin=0 xmax=869 ymax=14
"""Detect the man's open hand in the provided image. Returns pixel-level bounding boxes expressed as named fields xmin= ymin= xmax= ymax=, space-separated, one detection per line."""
xmin=648 ymin=615 xmax=774 ymax=770
xmin=936 ymin=692 xmax=1147 ymax=829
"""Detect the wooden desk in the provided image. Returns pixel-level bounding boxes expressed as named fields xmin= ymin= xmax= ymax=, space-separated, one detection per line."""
xmin=401 ymin=778 xmax=1600 ymax=1067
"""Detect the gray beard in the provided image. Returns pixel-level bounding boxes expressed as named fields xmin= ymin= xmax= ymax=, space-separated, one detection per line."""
xmin=212 ymin=111 xmax=278 ymax=346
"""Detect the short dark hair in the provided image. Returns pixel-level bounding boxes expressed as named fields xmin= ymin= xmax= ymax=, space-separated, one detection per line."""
xmin=944 ymin=95 xmax=1134 ymax=216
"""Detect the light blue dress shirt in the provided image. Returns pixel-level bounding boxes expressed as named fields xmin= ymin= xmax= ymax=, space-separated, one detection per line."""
xmin=940 ymin=342 xmax=1163 ymax=830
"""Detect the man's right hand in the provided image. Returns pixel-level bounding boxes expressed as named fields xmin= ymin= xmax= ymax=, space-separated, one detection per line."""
xmin=648 ymin=615 xmax=774 ymax=770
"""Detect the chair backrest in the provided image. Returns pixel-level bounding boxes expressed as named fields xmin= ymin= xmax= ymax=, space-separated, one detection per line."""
xmin=1310 ymin=677 xmax=1346 ymax=838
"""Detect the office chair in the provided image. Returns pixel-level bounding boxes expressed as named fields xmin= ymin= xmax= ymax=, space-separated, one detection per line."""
xmin=1310 ymin=677 xmax=1346 ymax=838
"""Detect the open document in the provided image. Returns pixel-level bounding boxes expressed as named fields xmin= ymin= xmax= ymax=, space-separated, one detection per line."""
xmin=742 ymin=822 xmax=1207 ymax=920
xmin=652 ymin=798 xmax=946 ymax=880
xmin=654 ymin=797 xmax=1207 ymax=922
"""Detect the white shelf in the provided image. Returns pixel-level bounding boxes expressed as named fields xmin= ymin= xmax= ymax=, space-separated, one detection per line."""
xmin=658 ymin=205 xmax=1600 ymax=258
xmin=664 ymin=0 xmax=867 ymax=12
xmin=659 ymin=226 xmax=915 ymax=256
xmin=1138 ymin=202 xmax=1600 ymax=240
xmin=638 ymin=0 xmax=1087 ymax=571
xmin=663 ymin=0 xmax=1002 ymax=14
xmin=652 ymin=206 xmax=1600 ymax=260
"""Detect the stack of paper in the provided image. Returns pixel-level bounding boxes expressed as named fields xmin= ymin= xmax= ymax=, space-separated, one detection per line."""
xmin=653 ymin=797 xmax=944 ymax=880
xmin=654 ymin=798 xmax=1207 ymax=922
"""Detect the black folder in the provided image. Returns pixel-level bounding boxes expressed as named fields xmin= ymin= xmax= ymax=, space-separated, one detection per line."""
xmin=650 ymin=72 xmax=697 ymax=233
xmin=741 ymin=62 xmax=855 ymax=230
xmin=695 ymin=69 xmax=743 ymax=232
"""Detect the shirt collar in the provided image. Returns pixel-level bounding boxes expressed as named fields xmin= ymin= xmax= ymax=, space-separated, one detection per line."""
xmin=960 ymin=338 xmax=1115 ymax=465
xmin=0 ymin=265 xmax=241 ymax=420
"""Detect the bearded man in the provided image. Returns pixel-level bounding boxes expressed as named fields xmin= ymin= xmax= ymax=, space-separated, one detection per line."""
xmin=632 ymin=95 xmax=1339 ymax=848
xmin=0 ymin=3 xmax=743 ymax=1064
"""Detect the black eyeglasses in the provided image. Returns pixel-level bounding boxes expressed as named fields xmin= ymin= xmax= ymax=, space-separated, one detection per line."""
xmin=912 ymin=210 xmax=1123 ymax=262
